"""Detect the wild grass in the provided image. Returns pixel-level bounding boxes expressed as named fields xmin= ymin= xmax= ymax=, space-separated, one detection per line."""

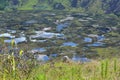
xmin=0 ymin=55 xmax=120 ymax=80
xmin=93 ymin=47 xmax=120 ymax=58
xmin=0 ymin=39 xmax=120 ymax=80
xmin=35 ymin=60 xmax=120 ymax=80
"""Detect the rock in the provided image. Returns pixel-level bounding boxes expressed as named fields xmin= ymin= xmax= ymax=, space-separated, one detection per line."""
xmin=62 ymin=56 xmax=71 ymax=62
xmin=34 ymin=54 xmax=49 ymax=61
xmin=53 ymin=3 xmax=65 ymax=10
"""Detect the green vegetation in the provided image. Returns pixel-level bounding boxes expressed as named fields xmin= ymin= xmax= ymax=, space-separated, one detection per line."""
xmin=18 ymin=0 xmax=38 ymax=10
xmin=18 ymin=0 xmax=71 ymax=10
xmin=0 ymin=54 xmax=120 ymax=80
xmin=0 ymin=0 xmax=119 ymax=16
xmin=0 ymin=0 xmax=8 ymax=10
xmin=0 ymin=32 xmax=119 ymax=78
xmin=0 ymin=39 xmax=120 ymax=80
xmin=0 ymin=0 xmax=115 ymax=14
xmin=93 ymin=47 xmax=120 ymax=58
xmin=0 ymin=1 xmax=120 ymax=79
xmin=33 ymin=60 xmax=120 ymax=80
xmin=88 ymin=0 xmax=104 ymax=14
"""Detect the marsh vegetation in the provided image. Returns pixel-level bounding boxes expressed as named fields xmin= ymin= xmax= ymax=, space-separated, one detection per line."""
xmin=0 ymin=10 xmax=120 ymax=80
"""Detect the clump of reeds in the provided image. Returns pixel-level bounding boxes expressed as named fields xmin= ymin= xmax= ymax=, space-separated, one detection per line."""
xmin=114 ymin=58 xmax=117 ymax=73
xmin=101 ymin=59 xmax=108 ymax=78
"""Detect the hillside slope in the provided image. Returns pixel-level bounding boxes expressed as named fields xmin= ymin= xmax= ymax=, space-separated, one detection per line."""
xmin=0 ymin=0 xmax=120 ymax=15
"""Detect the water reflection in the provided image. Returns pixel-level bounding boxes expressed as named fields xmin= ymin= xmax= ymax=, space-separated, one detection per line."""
xmin=62 ymin=42 xmax=78 ymax=47
xmin=97 ymin=35 xmax=105 ymax=41
xmin=35 ymin=54 xmax=49 ymax=61
xmin=4 ymin=37 xmax=27 ymax=44
xmin=72 ymin=57 xmax=90 ymax=62
xmin=84 ymin=37 xmax=92 ymax=43
xmin=56 ymin=22 xmax=70 ymax=32
xmin=14 ymin=37 xmax=27 ymax=43
xmin=30 ymin=31 xmax=64 ymax=39
xmin=31 ymin=48 xmax=47 ymax=53
xmin=7 ymin=30 xmax=16 ymax=34
xmin=50 ymin=53 xmax=58 ymax=57
xmin=30 ymin=39 xmax=47 ymax=42
xmin=87 ymin=42 xmax=105 ymax=47
xmin=72 ymin=53 xmax=90 ymax=62
xmin=25 ymin=20 xmax=38 ymax=25
xmin=0 ymin=33 xmax=15 ymax=38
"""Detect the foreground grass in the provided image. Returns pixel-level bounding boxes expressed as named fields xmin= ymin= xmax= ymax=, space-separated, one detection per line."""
xmin=32 ymin=60 xmax=120 ymax=80
xmin=0 ymin=56 xmax=120 ymax=80
xmin=0 ymin=40 xmax=120 ymax=80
